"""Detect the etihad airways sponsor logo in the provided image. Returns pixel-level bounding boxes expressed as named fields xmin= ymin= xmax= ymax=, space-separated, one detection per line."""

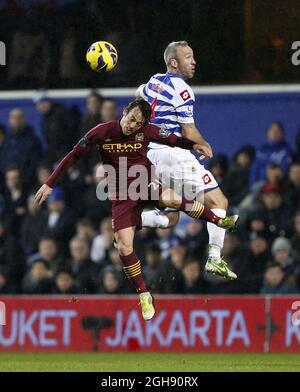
xmin=102 ymin=143 xmax=143 ymax=152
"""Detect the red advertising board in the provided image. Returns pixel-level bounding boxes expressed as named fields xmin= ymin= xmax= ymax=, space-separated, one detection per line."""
xmin=269 ymin=297 xmax=300 ymax=352
xmin=0 ymin=295 xmax=299 ymax=352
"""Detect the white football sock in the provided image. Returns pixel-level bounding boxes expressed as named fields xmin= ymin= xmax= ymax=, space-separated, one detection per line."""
xmin=207 ymin=208 xmax=226 ymax=259
xmin=141 ymin=210 xmax=169 ymax=228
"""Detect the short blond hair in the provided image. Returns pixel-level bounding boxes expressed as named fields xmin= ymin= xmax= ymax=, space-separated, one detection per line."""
xmin=163 ymin=41 xmax=189 ymax=66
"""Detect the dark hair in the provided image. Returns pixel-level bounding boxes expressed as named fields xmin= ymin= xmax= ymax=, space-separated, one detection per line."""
xmin=125 ymin=98 xmax=152 ymax=124
xmin=87 ymin=91 xmax=103 ymax=103
xmin=265 ymin=261 xmax=283 ymax=271
xmin=4 ymin=164 xmax=21 ymax=175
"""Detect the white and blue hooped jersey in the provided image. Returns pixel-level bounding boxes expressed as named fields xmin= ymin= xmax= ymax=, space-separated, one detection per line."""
xmin=139 ymin=72 xmax=195 ymax=148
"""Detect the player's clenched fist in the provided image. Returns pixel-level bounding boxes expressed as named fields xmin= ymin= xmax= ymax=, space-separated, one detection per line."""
xmin=34 ymin=184 xmax=53 ymax=205
xmin=193 ymin=143 xmax=213 ymax=159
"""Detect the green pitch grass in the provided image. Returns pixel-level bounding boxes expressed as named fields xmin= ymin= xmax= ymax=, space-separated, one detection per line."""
xmin=0 ymin=353 xmax=299 ymax=372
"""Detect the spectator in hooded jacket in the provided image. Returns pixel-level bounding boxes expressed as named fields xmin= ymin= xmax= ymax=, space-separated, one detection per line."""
xmin=250 ymin=122 xmax=293 ymax=187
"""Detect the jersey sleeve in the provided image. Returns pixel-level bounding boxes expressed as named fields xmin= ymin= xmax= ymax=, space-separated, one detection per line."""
xmin=172 ymin=80 xmax=195 ymax=124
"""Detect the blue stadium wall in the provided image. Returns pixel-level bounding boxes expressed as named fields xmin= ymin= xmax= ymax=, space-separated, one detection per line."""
xmin=0 ymin=88 xmax=299 ymax=156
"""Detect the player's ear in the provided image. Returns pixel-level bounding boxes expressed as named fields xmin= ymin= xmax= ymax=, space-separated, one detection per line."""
xmin=123 ymin=109 xmax=128 ymax=117
xmin=170 ymin=58 xmax=178 ymax=69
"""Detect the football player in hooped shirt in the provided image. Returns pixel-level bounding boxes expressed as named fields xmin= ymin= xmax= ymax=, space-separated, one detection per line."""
xmin=137 ymin=41 xmax=238 ymax=281
xmin=35 ymin=99 xmax=238 ymax=321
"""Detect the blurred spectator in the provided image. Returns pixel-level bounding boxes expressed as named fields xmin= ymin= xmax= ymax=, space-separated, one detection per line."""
xmin=91 ymin=217 xmax=113 ymax=264
xmin=68 ymin=236 xmax=99 ymax=293
xmin=0 ymin=219 xmax=25 ymax=292
xmin=80 ymin=92 xmax=103 ymax=136
xmin=239 ymin=209 xmax=268 ymax=245
xmin=83 ymin=164 xmax=112 ymax=226
xmin=107 ymin=247 xmax=122 ymax=269
xmin=76 ymin=218 xmax=96 ymax=244
xmin=105 ymin=246 xmax=133 ymax=294
xmin=35 ymin=94 xmax=80 ymax=164
xmin=39 ymin=187 xmax=76 ymax=253
xmin=154 ymin=227 xmax=181 ymax=260
xmin=239 ymin=232 xmax=271 ymax=293
xmin=36 ymin=237 xmax=65 ymax=276
xmin=222 ymin=145 xmax=255 ymax=207
xmin=0 ymin=109 xmax=42 ymax=184
xmin=60 ymin=164 xmax=87 ymax=216
xmin=143 ymin=245 xmax=163 ymax=293
xmin=100 ymin=98 xmax=118 ymax=122
xmin=52 ymin=270 xmax=78 ymax=295
xmin=22 ymin=259 xmax=53 ymax=294
xmin=250 ymin=122 xmax=293 ymax=187
xmin=179 ymin=258 xmax=207 ymax=294
xmin=21 ymin=194 xmax=45 ymax=256
xmin=80 ymin=92 xmax=104 ymax=173
xmin=0 ymin=124 xmax=6 ymax=149
xmin=222 ymin=233 xmax=243 ymax=273
xmin=255 ymin=183 xmax=293 ymax=239
xmin=3 ymin=165 xmax=28 ymax=236
xmin=0 ymin=267 xmax=14 ymax=294
xmin=160 ymin=243 xmax=187 ymax=293
xmin=283 ymin=161 xmax=300 ymax=211
xmin=182 ymin=220 xmax=208 ymax=259
xmin=98 ymin=266 xmax=124 ymax=294
xmin=260 ymin=262 xmax=298 ymax=294
xmin=271 ymin=237 xmax=298 ymax=286
xmin=134 ymin=227 xmax=157 ymax=262
xmin=239 ymin=163 xmax=284 ymax=213
xmin=36 ymin=165 xmax=52 ymax=189
xmin=291 ymin=211 xmax=300 ymax=263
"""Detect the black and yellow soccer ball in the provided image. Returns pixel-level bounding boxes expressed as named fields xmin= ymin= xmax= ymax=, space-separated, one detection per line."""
xmin=86 ymin=41 xmax=118 ymax=72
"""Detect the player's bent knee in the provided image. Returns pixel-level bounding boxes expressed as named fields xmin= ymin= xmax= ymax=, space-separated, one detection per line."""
xmin=117 ymin=241 xmax=133 ymax=256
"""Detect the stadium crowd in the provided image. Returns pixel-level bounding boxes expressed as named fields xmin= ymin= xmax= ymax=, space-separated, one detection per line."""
xmin=0 ymin=93 xmax=300 ymax=296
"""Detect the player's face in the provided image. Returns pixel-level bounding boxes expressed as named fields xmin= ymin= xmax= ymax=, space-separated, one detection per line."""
xmin=175 ymin=46 xmax=196 ymax=78
xmin=121 ymin=107 xmax=146 ymax=135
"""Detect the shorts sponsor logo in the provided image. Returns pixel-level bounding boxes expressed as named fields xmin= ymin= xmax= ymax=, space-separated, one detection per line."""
xmin=202 ymin=174 xmax=212 ymax=185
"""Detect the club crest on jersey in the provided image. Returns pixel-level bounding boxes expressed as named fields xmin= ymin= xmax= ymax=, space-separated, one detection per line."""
xmin=180 ymin=89 xmax=191 ymax=101
xmin=185 ymin=106 xmax=193 ymax=116
xmin=159 ymin=128 xmax=171 ymax=138
xmin=135 ymin=133 xmax=144 ymax=141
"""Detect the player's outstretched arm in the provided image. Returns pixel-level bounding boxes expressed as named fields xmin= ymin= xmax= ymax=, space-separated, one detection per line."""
xmin=152 ymin=127 xmax=213 ymax=159
xmin=180 ymin=122 xmax=213 ymax=158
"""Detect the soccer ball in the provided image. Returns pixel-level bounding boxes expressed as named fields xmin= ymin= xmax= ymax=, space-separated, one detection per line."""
xmin=86 ymin=41 xmax=118 ymax=72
